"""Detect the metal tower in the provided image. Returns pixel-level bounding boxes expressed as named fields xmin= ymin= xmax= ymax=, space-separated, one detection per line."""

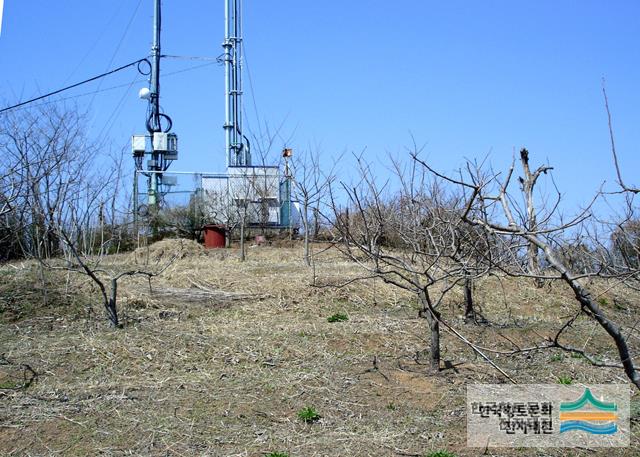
xmin=146 ymin=0 xmax=163 ymax=209
xmin=148 ymin=0 xmax=163 ymax=135
xmin=201 ymin=0 xmax=295 ymax=232
xmin=132 ymin=0 xmax=177 ymax=229
xmin=223 ymin=0 xmax=251 ymax=167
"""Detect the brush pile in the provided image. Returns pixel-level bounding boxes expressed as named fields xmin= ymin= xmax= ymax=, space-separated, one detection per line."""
xmin=129 ymin=238 xmax=205 ymax=264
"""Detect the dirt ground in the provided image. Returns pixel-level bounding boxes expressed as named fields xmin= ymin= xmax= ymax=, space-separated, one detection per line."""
xmin=0 ymin=240 xmax=638 ymax=456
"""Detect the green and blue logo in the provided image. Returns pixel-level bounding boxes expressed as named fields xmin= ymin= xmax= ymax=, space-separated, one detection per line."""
xmin=559 ymin=388 xmax=617 ymax=435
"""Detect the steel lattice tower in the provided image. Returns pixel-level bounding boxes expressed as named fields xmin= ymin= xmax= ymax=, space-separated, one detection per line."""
xmin=223 ymin=0 xmax=251 ymax=167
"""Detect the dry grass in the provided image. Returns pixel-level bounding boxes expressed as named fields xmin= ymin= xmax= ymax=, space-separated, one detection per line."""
xmin=0 ymin=240 xmax=639 ymax=456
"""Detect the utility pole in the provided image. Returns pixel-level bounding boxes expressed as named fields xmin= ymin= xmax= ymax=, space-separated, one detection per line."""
xmin=223 ymin=0 xmax=250 ymax=167
xmin=147 ymin=0 xmax=162 ymax=211
xmin=132 ymin=0 xmax=177 ymax=239
xmin=132 ymin=169 xmax=139 ymax=239
xmin=282 ymin=148 xmax=293 ymax=239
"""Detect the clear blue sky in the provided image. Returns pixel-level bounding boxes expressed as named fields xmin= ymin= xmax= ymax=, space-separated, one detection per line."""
xmin=1 ymin=1 xmax=639 ymax=208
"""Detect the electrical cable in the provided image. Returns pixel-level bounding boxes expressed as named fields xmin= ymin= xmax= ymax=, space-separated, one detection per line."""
xmin=146 ymin=112 xmax=173 ymax=134
xmin=6 ymin=79 xmax=144 ymax=112
xmin=161 ymin=54 xmax=222 ymax=62
xmin=106 ymin=0 xmax=144 ymax=70
xmin=161 ymin=60 xmax=217 ymax=76
xmin=242 ymin=43 xmax=264 ymax=143
xmin=4 ymin=60 xmax=214 ymax=113
xmin=0 ymin=58 xmax=150 ymax=114
xmin=61 ymin=0 xmax=128 ymax=86
xmin=89 ymin=0 xmax=144 ymax=108
xmin=96 ymin=73 xmax=140 ymax=142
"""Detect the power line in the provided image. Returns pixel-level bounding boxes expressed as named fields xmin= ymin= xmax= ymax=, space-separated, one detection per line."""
xmin=89 ymin=0 xmax=144 ymax=108
xmin=61 ymin=0 xmax=128 ymax=86
xmin=5 ymin=60 xmax=218 ymax=113
xmin=162 ymin=60 xmax=218 ymax=77
xmin=96 ymin=73 xmax=140 ymax=143
xmin=107 ymin=0 xmax=144 ymax=70
xmin=242 ymin=44 xmax=264 ymax=142
xmin=0 ymin=58 xmax=150 ymax=114
xmin=161 ymin=54 xmax=222 ymax=62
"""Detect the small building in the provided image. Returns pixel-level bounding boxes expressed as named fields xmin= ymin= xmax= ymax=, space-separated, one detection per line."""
xmin=201 ymin=166 xmax=291 ymax=228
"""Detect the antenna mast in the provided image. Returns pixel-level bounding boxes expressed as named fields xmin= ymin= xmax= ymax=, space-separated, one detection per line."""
xmin=146 ymin=0 xmax=163 ymax=210
xmin=149 ymin=0 xmax=162 ymax=134
xmin=132 ymin=0 xmax=177 ymax=231
xmin=223 ymin=0 xmax=250 ymax=167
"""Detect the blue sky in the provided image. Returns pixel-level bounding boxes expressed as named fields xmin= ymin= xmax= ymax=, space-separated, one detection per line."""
xmin=1 ymin=1 xmax=639 ymax=209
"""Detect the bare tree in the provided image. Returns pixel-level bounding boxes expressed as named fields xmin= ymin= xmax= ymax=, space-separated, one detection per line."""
xmin=603 ymin=85 xmax=640 ymax=195
xmin=200 ymin=184 xmax=238 ymax=248
xmin=419 ymin=149 xmax=640 ymax=388
xmin=601 ymin=85 xmax=640 ymax=289
xmin=611 ymin=219 xmax=640 ymax=272
xmin=222 ymin=119 xmax=292 ymax=260
xmin=0 ymin=103 xmax=161 ymax=326
xmin=0 ymin=155 xmax=25 ymax=260
xmin=54 ymin=228 xmax=176 ymax=327
xmin=0 ymin=163 xmax=20 ymax=217
xmin=0 ymin=104 xmax=107 ymax=259
xmin=0 ymin=105 xmax=111 ymax=307
xmin=517 ymin=148 xmax=552 ymax=276
xmin=291 ymin=147 xmax=336 ymax=266
xmin=200 ymin=167 xmax=268 ymax=260
xmin=329 ymin=156 xmax=496 ymax=371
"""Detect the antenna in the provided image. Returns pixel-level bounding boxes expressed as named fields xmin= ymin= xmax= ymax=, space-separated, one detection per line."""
xmin=223 ymin=0 xmax=250 ymax=167
xmin=132 ymin=0 xmax=178 ymax=233
xmin=147 ymin=0 xmax=163 ymax=210
xmin=200 ymin=0 xmax=296 ymax=235
xmin=149 ymin=0 xmax=162 ymax=133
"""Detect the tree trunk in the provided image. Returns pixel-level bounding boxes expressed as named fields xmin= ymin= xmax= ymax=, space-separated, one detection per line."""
xmin=225 ymin=229 xmax=231 ymax=248
xmin=108 ymin=278 xmax=120 ymax=327
xmin=303 ymin=202 xmax=310 ymax=267
xmin=428 ymin=314 xmax=440 ymax=370
xmin=464 ymin=274 xmax=475 ymax=321
xmin=313 ymin=206 xmax=320 ymax=240
xmin=527 ymin=242 xmax=540 ymax=276
xmin=418 ymin=288 xmax=441 ymax=371
xmin=532 ymin=233 xmax=640 ymax=389
xmin=519 ymin=148 xmax=547 ymax=278
xmin=239 ymin=216 xmax=246 ymax=262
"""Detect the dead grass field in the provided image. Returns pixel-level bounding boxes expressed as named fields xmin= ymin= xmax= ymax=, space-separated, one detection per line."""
xmin=0 ymin=240 xmax=639 ymax=456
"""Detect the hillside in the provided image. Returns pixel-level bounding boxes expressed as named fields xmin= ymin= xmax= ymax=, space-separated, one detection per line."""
xmin=1 ymin=240 xmax=638 ymax=456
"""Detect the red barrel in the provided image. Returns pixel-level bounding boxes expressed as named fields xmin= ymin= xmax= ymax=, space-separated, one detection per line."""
xmin=203 ymin=224 xmax=226 ymax=248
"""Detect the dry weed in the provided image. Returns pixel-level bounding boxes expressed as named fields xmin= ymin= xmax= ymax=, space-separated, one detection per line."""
xmin=0 ymin=241 xmax=638 ymax=456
